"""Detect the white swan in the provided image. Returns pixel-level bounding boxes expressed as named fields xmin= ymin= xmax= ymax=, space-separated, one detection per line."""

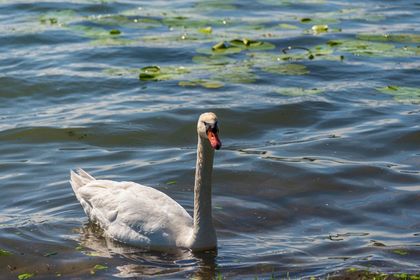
xmin=70 ymin=112 xmax=221 ymax=251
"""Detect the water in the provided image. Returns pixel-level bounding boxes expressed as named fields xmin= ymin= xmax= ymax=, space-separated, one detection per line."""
xmin=0 ymin=0 xmax=419 ymax=279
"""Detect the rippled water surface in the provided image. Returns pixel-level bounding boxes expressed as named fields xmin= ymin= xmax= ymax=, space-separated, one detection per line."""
xmin=1 ymin=0 xmax=419 ymax=279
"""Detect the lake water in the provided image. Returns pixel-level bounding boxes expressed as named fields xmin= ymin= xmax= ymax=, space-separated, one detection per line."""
xmin=0 ymin=0 xmax=419 ymax=279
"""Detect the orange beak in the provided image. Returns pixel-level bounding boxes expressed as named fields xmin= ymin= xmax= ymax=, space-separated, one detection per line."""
xmin=207 ymin=130 xmax=222 ymax=150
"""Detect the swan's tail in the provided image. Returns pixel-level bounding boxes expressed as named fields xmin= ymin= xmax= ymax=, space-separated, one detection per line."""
xmin=70 ymin=168 xmax=95 ymax=199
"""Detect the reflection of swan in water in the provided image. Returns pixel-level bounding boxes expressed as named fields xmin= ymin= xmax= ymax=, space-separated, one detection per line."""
xmin=77 ymin=222 xmax=217 ymax=279
xmin=70 ymin=113 xmax=221 ymax=251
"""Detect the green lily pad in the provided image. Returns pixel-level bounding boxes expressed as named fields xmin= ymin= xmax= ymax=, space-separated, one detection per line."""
xmin=91 ymin=264 xmax=108 ymax=275
xmin=93 ymin=264 xmax=108 ymax=270
xmin=0 ymin=249 xmax=12 ymax=256
xmin=192 ymin=55 xmax=235 ymax=65
xmin=299 ymin=17 xmax=339 ymax=25
xmin=194 ymin=1 xmax=236 ymax=11
xmin=311 ymin=24 xmax=328 ymax=34
xmin=162 ymin=16 xmax=225 ymax=29
xmin=178 ymin=79 xmax=224 ymax=89
xmin=139 ymin=66 xmax=190 ymax=81
xmin=210 ymin=64 xmax=257 ymax=84
xmin=262 ymin=63 xmax=309 ymax=75
xmin=70 ymin=25 xmax=135 ymax=46
xmin=326 ymin=39 xmax=417 ymax=57
xmin=278 ymin=23 xmax=299 ymax=29
xmin=377 ymin=86 xmax=420 ymax=104
xmin=229 ymin=38 xmax=275 ymax=50
xmin=276 ymin=87 xmax=324 ymax=96
xmin=39 ymin=10 xmax=77 ymax=26
xmin=18 ymin=273 xmax=34 ymax=280
xmin=357 ymin=33 xmax=420 ymax=44
xmin=204 ymin=42 xmax=242 ymax=54
xmin=109 ymin=29 xmax=121 ymax=35
xmin=392 ymin=249 xmax=409 ymax=256
xmin=198 ymin=26 xmax=213 ymax=34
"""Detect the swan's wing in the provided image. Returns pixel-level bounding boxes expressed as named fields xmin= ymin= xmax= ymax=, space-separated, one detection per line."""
xmin=71 ymin=172 xmax=193 ymax=248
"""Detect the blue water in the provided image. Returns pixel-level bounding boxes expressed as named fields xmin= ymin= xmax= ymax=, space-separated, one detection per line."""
xmin=0 ymin=0 xmax=419 ymax=279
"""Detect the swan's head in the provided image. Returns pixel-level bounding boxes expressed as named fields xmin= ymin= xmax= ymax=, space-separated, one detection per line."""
xmin=197 ymin=112 xmax=222 ymax=150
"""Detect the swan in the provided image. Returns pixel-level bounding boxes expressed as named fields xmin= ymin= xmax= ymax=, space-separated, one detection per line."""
xmin=70 ymin=112 xmax=221 ymax=251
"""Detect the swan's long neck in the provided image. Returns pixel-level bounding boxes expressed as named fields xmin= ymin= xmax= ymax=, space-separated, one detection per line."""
xmin=191 ymin=135 xmax=216 ymax=249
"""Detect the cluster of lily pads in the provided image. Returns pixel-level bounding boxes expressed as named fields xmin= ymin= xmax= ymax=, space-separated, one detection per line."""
xmin=32 ymin=4 xmax=420 ymax=102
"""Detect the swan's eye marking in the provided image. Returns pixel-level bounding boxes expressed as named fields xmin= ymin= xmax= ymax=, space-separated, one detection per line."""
xmin=203 ymin=121 xmax=218 ymax=133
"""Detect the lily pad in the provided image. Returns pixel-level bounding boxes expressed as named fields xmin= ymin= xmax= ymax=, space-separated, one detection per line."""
xmin=377 ymin=86 xmax=420 ymax=104
xmin=212 ymin=65 xmax=257 ymax=84
xmin=311 ymin=24 xmax=328 ymax=34
xmin=278 ymin=23 xmax=299 ymax=29
xmin=276 ymin=87 xmax=324 ymax=96
xmin=357 ymin=33 xmax=420 ymax=44
xmin=198 ymin=26 xmax=213 ymax=34
xmin=299 ymin=17 xmax=339 ymax=25
xmin=208 ymin=41 xmax=241 ymax=54
xmin=39 ymin=10 xmax=77 ymax=26
xmin=194 ymin=1 xmax=236 ymax=11
xmin=109 ymin=29 xmax=121 ymax=35
xmin=262 ymin=63 xmax=309 ymax=75
xmin=326 ymin=39 xmax=418 ymax=57
xmin=0 ymin=249 xmax=12 ymax=256
xmin=178 ymin=79 xmax=224 ymax=89
xmin=91 ymin=264 xmax=108 ymax=275
xmin=93 ymin=264 xmax=108 ymax=270
xmin=392 ymin=249 xmax=409 ymax=256
xmin=139 ymin=66 xmax=190 ymax=81
xmin=229 ymin=38 xmax=275 ymax=50
xmin=18 ymin=273 xmax=34 ymax=280
xmin=70 ymin=25 xmax=135 ymax=46
xmin=192 ymin=55 xmax=235 ymax=65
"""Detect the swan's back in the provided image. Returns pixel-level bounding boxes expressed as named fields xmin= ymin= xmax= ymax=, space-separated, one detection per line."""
xmin=70 ymin=169 xmax=193 ymax=249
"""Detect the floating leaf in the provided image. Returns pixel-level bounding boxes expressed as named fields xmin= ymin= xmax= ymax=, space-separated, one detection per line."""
xmin=70 ymin=25 xmax=135 ymax=46
xmin=179 ymin=80 xmax=224 ymax=89
xmin=311 ymin=24 xmax=328 ymax=33
xmin=198 ymin=26 xmax=213 ymax=34
xmin=357 ymin=33 xmax=420 ymax=44
xmin=109 ymin=29 xmax=121 ymax=35
xmin=212 ymin=41 xmax=229 ymax=50
xmin=18 ymin=273 xmax=34 ymax=280
xmin=262 ymin=64 xmax=309 ymax=75
xmin=326 ymin=39 xmax=417 ymax=57
xmin=91 ymin=264 xmax=108 ymax=275
xmin=139 ymin=66 xmax=190 ymax=81
xmin=211 ymin=65 xmax=257 ymax=84
xmin=166 ymin=180 xmax=177 ymax=185
xmin=39 ymin=10 xmax=77 ymax=26
xmin=278 ymin=23 xmax=299 ymax=29
xmin=229 ymin=38 xmax=275 ymax=50
xmin=194 ymin=1 xmax=236 ymax=11
xmin=192 ymin=55 xmax=235 ymax=65
xmin=300 ymin=17 xmax=338 ymax=25
xmin=392 ymin=249 xmax=409 ymax=256
xmin=276 ymin=87 xmax=324 ymax=96
xmin=0 ymin=249 xmax=12 ymax=256
xmin=93 ymin=264 xmax=108 ymax=270
xmin=377 ymin=86 xmax=420 ymax=104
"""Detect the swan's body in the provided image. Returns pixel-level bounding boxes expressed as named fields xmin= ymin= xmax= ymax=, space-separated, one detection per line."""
xmin=70 ymin=112 xmax=221 ymax=251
